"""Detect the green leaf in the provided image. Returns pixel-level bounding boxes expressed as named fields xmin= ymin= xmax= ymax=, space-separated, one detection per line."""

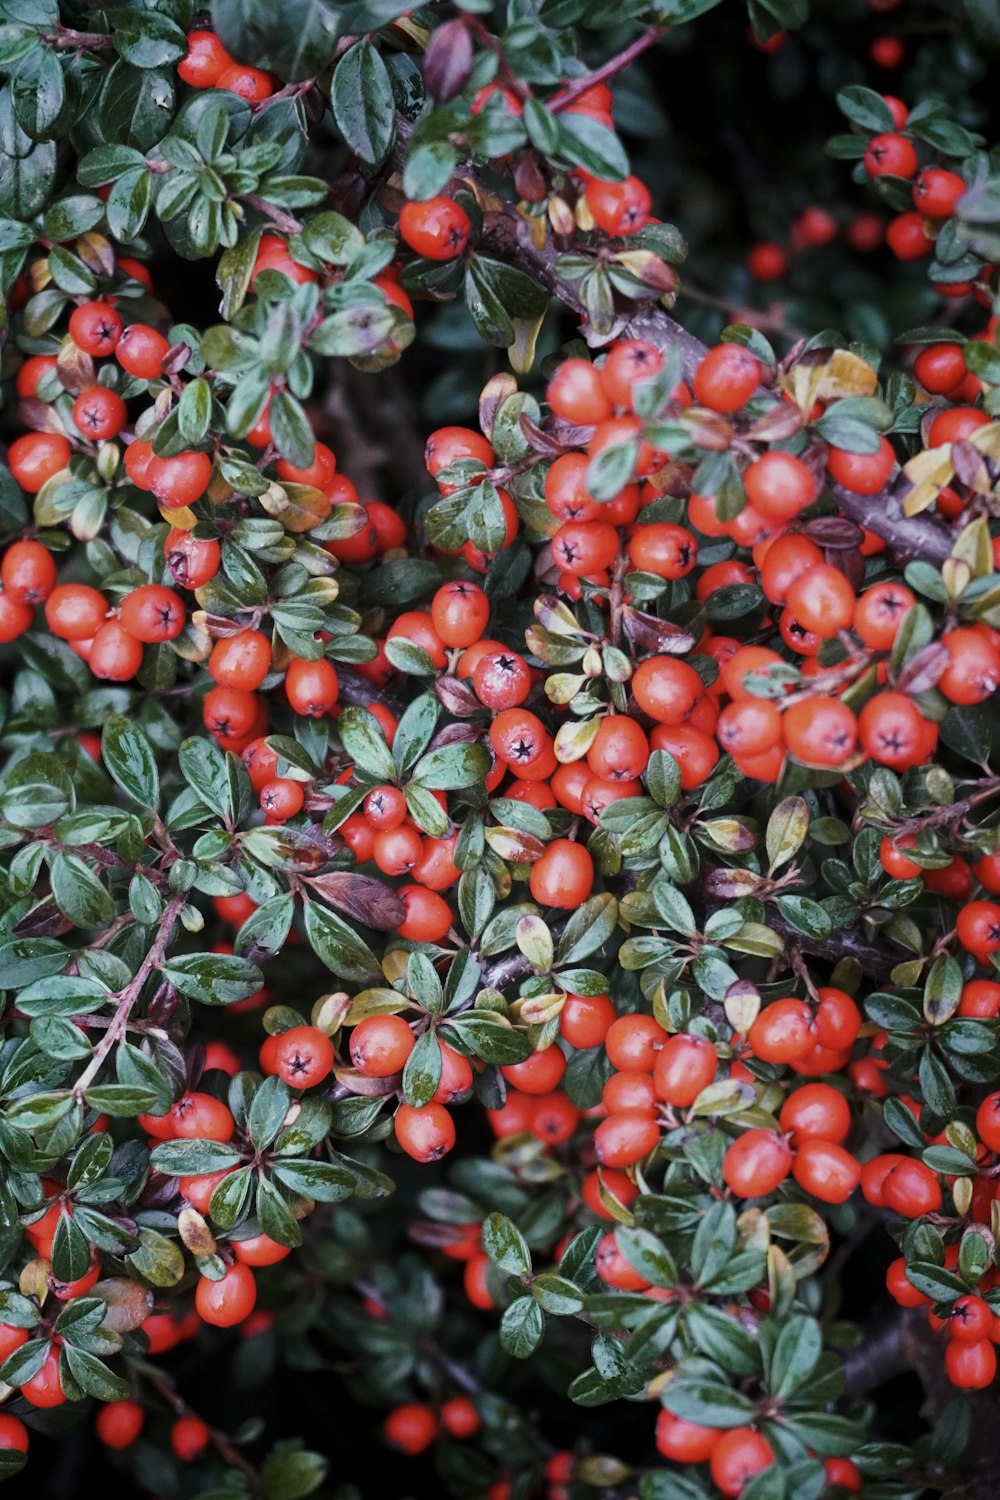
xmin=256 ymin=1178 xmax=302 ymax=1248
xmin=338 ymin=707 xmax=396 ymax=781
xmin=402 ymin=140 xmax=457 ymax=201
xmin=661 ymin=1377 xmax=755 ymax=1428
xmin=150 ymin=1139 xmax=243 ymax=1174
xmin=270 ymin=390 xmax=315 ymax=469
xmin=557 ymin=112 xmax=628 ymax=181
xmin=331 ymin=40 xmax=395 ymax=166
xmin=85 ymin=1083 xmax=159 ymax=1116
xmin=162 ymin=951 xmax=264 ymax=1006
xmin=114 ymin=13 xmax=187 ymax=68
xmin=769 ymin=1314 xmax=822 ymax=1398
xmin=1 ymin=751 xmax=73 ymax=828
xmin=615 ymin=1227 xmax=677 ymax=1288
xmin=481 ymin=1211 xmax=532 ymax=1275
xmin=261 ymin=1447 xmax=330 ymax=1500
xmin=271 ymin=1158 xmax=358 ymax=1202
xmin=51 ymin=1209 xmax=92 ymax=1283
xmin=102 ymin=713 xmax=159 ymax=808
xmin=62 ymin=1344 xmax=130 ymax=1402
xmin=441 ymin=1012 xmax=532 ymax=1065
xmin=412 ymin=742 xmax=490 ymax=789
xmin=556 ymin=894 xmax=618 ymax=964
xmin=689 ymin=1200 xmax=737 ymax=1286
xmin=392 ymin=692 xmax=439 ymax=777
xmin=1 ymin=1338 xmax=52 ymax=1387
xmin=836 ymin=85 xmax=896 ymax=132
xmin=531 ymin=1273 xmax=584 ymax=1315
xmin=765 ymin=795 xmax=809 ymax=870
xmin=50 ymin=853 xmax=115 ymax=930
xmin=214 ymin=0 xmax=340 ymax=82
xmin=248 ymin=1075 xmax=293 ymax=1151
xmin=402 ymin=1029 xmax=443 ymax=1108
xmin=303 ymin=897 xmax=381 ymax=984
xmin=208 ymin=1165 xmax=253 ymax=1229
xmin=903 ymin=1261 xmax=967 ymax=1303
xmin=924 ymin=954 xmax=964 ymax=1025
xmin=179 ymin=736 xmax=244 ymax=821
xmin=773 ymin=895 xmax=831 ymax=939
xmin=106 ymin=166 xmax=152 ymax=242
xmin=500 ymin=1294 xmax=545 ymax=1357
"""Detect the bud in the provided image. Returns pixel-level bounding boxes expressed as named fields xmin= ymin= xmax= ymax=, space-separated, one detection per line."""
xmin=19 ymin=1259 xmax=49 ymax=1300
xmin=483 ymin=826 xmax=546 ymax=863
xmin=97 ymin=441 xmax=120 ymax=481
xmin=514 ymin=153 xmax=547 ymax=203
xmin=515 ymin=914 xmax=554 ymax=971
xmin=545 ymin=672 xmax=586 ymax=705
xmin=725 ymin=979 xmax=762 ymax=1034
xmin=423 ymin=19 xmax=474 ymax=100
xmin=942 ymin=557 xmax=972 ymax=599
xmin=178 ymin=1207 xmax=217 ymax=1258
xmin=28 ymin=257 xmax=51 ymax=292
xmin=513 ymin=992 xmax=564 ymax=1026
xmin=479 ymin=372 xmax=518 ymax=440
xmin=312 ymin=992 xmax=352 ymax=1033
xmin=554 ymin=715 xmax=600 ymax=763
xmin=548 ymin=195 xmax=576 ymax=238
xmin=78 ymin=232 xmax=115 ymax=277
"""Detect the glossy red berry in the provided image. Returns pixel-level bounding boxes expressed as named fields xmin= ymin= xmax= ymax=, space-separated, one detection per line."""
xmin=69 ymin=301 xmax=122 ymax=356
xmin=722 ymin=1129 xmax=792 ymax=1196
xmin=195 ymin=1263 xmax=257 ymax=1327
xmin=399 ymin=198 xmax=471 ymax=260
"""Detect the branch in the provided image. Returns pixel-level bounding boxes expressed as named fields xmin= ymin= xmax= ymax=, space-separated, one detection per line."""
xmin=240 ymin=193 xmax=304 ymax=236
xmin=143 ymin=1371 xmax=261 ymax=1486
xmin=72 ymin=894 xmax=186 ymax=1098
xmin=842 ymin=1312 xmax=915 ymax=1398
xmin=477 ymin=207 xmax=709 ymax=378
xmin=43 ymin=26 xmax=113 ymax=50
xmin=831 ymin=481 xmax=953 ymax=567
xmin=337 ymin=665 xmax=406 ymax=715
xmin=480 ymin=918 xmax=568 ymax=990
xmin=549 ymin=28 xmax=667 ymax=112
xmin=768 ymin=911 xmax=913 ymax=981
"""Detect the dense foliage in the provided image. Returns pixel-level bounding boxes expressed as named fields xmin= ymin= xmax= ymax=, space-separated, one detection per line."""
xmin=3 ymin=1 xmax=1000 ymax=1498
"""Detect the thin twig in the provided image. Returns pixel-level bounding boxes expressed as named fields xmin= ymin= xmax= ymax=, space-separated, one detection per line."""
xmin=72 ymin=894 xmax=186 ymax=1098
xmin=549 ymin=27 xmax=667 ymax=112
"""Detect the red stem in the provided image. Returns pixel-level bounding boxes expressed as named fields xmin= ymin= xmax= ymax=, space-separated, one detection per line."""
xmin=549 ymin=27 xmax=667 ymax=113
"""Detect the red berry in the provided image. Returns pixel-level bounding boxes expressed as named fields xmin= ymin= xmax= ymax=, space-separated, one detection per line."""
xmin=399 ymin=197 xmax=471 ymax=260
xmin=195 ymin=1263 xmax=257 ymax=1327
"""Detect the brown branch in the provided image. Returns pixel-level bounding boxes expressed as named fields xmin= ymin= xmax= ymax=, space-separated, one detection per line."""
xmin=478 ymin=207 xmax=709 ymax=377
xmin=72 ymin=894 xmax=186 ymax=1098
xmin=831 ymin=481 xmax=953 ymax=567
xmin=143 ymin=1371 xmax=260 ymax=1486
xmin=549 ymin=28 xmax=667 ymax=112
xmin=240 ymin=194 xmax=304 ymax=236
xmin=480 ymin=918 xmax=568 ymax=990
xmin=842 ymin=1312 xmax=915 ymax=1398
xmin=337 ymin=665 xmax=406 ymax=715
xmin=767 ymin=911 xmax=913 ymax=980
xmin=44 ymin=26 xmax=113 ymax=50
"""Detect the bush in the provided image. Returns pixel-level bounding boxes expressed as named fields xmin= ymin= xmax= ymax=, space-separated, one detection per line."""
xmin=2 ymin=1 xmax=1000 ymax=1497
